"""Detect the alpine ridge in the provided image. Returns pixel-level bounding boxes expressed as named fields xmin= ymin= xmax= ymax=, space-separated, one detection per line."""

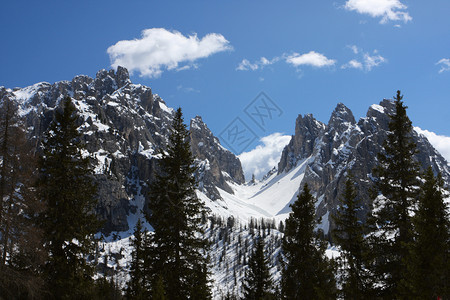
xmin=1 ymin=67 xmax=449 ymax=298
xmin=1 ymin=67 xmax=449 ymax=234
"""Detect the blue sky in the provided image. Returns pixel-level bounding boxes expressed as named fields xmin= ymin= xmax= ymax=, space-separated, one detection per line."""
xmin=1 ymin=0 xmax=450 ymax=166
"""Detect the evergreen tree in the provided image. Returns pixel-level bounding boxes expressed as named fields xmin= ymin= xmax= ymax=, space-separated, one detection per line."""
xmin=146 ymin=107 xmax=211 ymax=299
xmin=241 ymin=237 xmax=275 ymax=300
xmin=368 ymin=90 xmax=420 ymax=298
xmin=38 ymin=97 xmax=99 ymax=298
xmin=0 ymin=97 xmax=46 ymax=298
xmin=126 ymin=219 xmax=147 ymax=299
xmin=332 ymin=175 xmax=368 ymax=299
xmin=280 ymin=184 xmax=336 ymax=299
xmin=151 ymin=275 xmax=167 ymax=300
xmin=94 ymin=276 xmax=123 ymax=300
xmin=405 ymin=167 xmax=450 ymax=299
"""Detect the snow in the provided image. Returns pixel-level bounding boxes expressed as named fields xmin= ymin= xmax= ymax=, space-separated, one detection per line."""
xmin=13 ymin=83 xmax=45 ymax=101
xmin=94 ymin=122 xmax=110 ymax=132
xmin=125 ymin=178 xmax=153 ymax=235
xmin=158 ymin=100 xmax=173 ymax=114
xmin=318 ymin=211 xmax=330 ymax=233
xmin=139 ymin=147 xmax=156 ymax=159
xmin=13 ymin=83 xmax=50 ymax=116
xmin=325 ymin=246 xmax=341 ymax=259
xmin=75 ymin=100 xmax=110 ymax=133
xmin=191 ymin=119 xmax=202 ymax=130
xmin=202 ymin=157 xmax=312 ymax=223
xmin=113 ymin=150 xmax=126 ymax=159
xmin=370 ymin=104 xmax=385 ymax=113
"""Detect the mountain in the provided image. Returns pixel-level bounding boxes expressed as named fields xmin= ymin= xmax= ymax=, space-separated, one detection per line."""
xmin=2 ymin=67 xmax=449 ymax=233
xmin=0 ymin=67 xmax=245 ymax=234
xmin=275 ymin=100 xmax=450 ymax=232
xmin=190 ymin=115 xmax=245 ymax=200
xmin=2 ymin=67 xmax=449 ymax=297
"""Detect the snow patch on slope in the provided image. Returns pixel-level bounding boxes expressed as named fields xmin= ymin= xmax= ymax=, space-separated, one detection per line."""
xmin=201 ymin=157 xmax=312 ymax=223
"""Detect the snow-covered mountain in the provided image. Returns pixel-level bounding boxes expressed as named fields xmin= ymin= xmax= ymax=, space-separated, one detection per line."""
xmin=2 ymin=67 xmax=449 ymax=297
xmin=2 ymin=67 xmax=449 ymax=232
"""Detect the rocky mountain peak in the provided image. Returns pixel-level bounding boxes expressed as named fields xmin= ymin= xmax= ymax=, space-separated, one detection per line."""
xmin=360 ymin=99 xmax=396 ymax=134
xmin=278 ymin=113 xmax=325 ymax=174
xmin=191 ymin=115 xmax=206 ymax=130
xmin=366 ymin=99 xmax=395 ymax=119
xmin=93 ymin=66 xmax=131 ymax=98
xmin=327 ymin=102 xmax=355 ymax=131
xmin=115 ymin=66 xmax=131 ymax=88
xmin=190 ymin=116 xmax=245 ymax=199
xmin=5 ymin=68 xmax=450 ymax=241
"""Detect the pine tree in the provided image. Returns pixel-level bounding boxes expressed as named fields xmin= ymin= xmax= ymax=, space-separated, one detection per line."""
xmin=405 ymin=167 xmax=450 ymax=299
xmin=146 ymin=107 xmax=211 ymax=299
xmin=280 ymin=184 xmax=336 ymax=299
xmin=126 ymin=219 xmax=147 ymax=299
xmin=332 ymin=175 xmax=368 ymax=299
xmin=0 ymin=97 xmax=46 ymax=298
xmin=38 ymin=97 xmax=99 ymax=298
xmin=94 ymin=276 xmax=123 ymax=300
xmin=151 ymin=275 xmax=167 ymax=300
xmin=241 ymin=237 xmax=275 ymax=300
xmin=368 ymin=90 xmax=420 ymax=298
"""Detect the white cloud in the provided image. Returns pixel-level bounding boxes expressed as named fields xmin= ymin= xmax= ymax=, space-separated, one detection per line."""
xmin=436 ymin=58 xmax=450 ymax=73
xmin=236 ymin=59 xmax=259 ymax=71
xmin=286 ymin=51 xmax=336 ymax=68
xmin=363 ymin=52 xmax=386 ymax=70
xmin=347 ymin=45 xmax=360 ymax=54
xmin=236 ymin=56 xmax=279 ymax=71
xmin=341 ymin=59 xmax=364 ymax=69
xmin=415 ymin=127 xmax=450 ymax=163
xmin=344 ymin=0 xmax=412 ymax=24
xmin=176 ymin=85 xmax=199 ymax=93
xmin=342 ymin=47 xmax=386 ymax=71
xmin=107 ymin=28 xmax=232 ymax=78
xmin=238 ymin=133 xmax=291 ymax=181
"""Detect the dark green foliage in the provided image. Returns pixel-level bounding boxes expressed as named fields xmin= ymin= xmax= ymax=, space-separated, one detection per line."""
xmin=151 ymin=275 xmax=167 ymax=300
xmin=332 ymin=175 xmax=369 ymax=298
xmin=368 ymin=91 xmax=420 ymax=298
xmin=146 ymin=107 xmax=211 ymax=299
xmin=281 ymin=184 xmax=336 ymax=299
xmin=94 ymin=277 xmax=123 ymax=300
xmin=126 ymin=219 xmax=148 ymax=299
xmin=0 ymin=97 xmax=46 ymax=298
xmin=38 ymin=97 xmax=99 ymax=298
xmin=242 ymin=237 xmax=275 ymax=300
xmin=404 ymin=167 xmax=450 ymax=299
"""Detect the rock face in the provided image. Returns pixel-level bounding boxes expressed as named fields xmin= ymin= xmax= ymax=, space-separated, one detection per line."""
xmin=0 ymin=67 xmax=243 ymax=234
xmin=190 ymin=116 xmax=245 ymax=200
xmin=277 ymin=100 xmax=450 ymax=231
xmin=278 ymin=113 xmax=325 ymax=174
xmin=2 ymin=68 xmax=449 ymax=235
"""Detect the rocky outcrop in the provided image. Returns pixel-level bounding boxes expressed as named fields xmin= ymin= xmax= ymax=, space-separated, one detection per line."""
xmin=2 ymin=68 xmax=449 ymax=236
xmin=278 ymin=114 xmax=325 ymax=174
xmin=1 ymin=67 xmax=240 ymax=234
xmin=278 ymin=100 xmax=450 ymax=232
xmin=190 ymin=116 xmax=245 ymax=200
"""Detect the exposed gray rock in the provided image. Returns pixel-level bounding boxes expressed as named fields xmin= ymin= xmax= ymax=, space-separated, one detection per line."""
xmin=278 ymin=114 xmax=325 ymax=174
xmin=278 ymin=100 xmax=450 ymax=233
xmin=3 ymin=69 xmax=449 ymax=237
xmin=1 ymin=67 xmax=245 ymax=234
xmin=190 ymin=116 xmax=245 ymax=200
